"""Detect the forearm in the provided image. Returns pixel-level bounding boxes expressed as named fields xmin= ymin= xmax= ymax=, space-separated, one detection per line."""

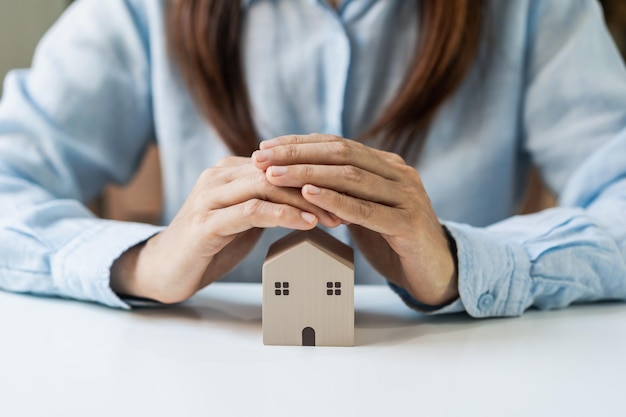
xmin=0 ymin=151 xmax=161 ymax=308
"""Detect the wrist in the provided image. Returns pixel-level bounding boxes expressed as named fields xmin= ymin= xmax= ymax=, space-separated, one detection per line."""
xmin=110 ymin=241 xmax=146 ymax=298
xmin=402 ymin=225 xmax=459 ymax=306
xmin=440 ymin=225 xmax=459 ymax=301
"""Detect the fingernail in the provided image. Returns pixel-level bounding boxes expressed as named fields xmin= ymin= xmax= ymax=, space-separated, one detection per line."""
xmin=270 ymin=166 xmax=288 ymax=176
xmin=301 ymin=212 xmax=317 ymax=224
xmin=260 ymin=139 xmax=278 ymax=149
xmin=253 ymin=149 xmax=272 ymax=162
xmin=305 ymin=184 xmax=321 ymax=195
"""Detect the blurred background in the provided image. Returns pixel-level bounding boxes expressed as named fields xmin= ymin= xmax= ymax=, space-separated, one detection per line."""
xmin=0 ymin=0 xmax=69 ymax=96
xmin=0 ymin=0 xmax=162 ymax=223
xmin=0 ymin=0 xmax=625 ymax=223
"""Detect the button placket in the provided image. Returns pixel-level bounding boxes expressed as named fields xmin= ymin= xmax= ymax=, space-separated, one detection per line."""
xmin=322 ymin=12 xmax=351 ymax=136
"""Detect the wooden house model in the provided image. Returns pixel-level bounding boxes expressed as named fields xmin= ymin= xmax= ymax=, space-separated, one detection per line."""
xmin=262 ymin=228 xmax=354 ymax=347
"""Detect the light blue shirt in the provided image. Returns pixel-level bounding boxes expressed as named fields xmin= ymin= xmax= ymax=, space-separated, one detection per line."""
xmin=1 ymin=0 xmax=626 ymax=317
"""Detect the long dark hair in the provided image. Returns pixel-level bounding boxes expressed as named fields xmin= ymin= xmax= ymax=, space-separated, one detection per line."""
xmin=167 ymin=0 xmax=485 ymax=157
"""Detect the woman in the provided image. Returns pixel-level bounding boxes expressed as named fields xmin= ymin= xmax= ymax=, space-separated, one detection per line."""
xmin=0 ymin=0 xmax=625 ymax=317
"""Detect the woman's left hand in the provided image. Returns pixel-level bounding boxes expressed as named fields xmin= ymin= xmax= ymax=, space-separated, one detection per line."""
xmin=252 ymin=133 xmax=459 ymax=307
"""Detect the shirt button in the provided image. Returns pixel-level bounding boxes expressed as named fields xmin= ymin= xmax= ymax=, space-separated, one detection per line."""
xmin=477 ymin=293 xmax=495 ymax=311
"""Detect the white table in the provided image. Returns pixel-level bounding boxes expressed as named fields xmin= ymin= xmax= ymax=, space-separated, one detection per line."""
xmin=1 ymin=283 xmax=625 ymax=417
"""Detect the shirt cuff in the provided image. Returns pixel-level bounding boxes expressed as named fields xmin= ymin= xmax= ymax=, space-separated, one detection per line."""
xmin=388 ymin=221 xmax=533 ymax=318
xmin=50 ymin=220 xmax=165 ymax=309
xmin=443 ymin=221 xmax=532 ymax=318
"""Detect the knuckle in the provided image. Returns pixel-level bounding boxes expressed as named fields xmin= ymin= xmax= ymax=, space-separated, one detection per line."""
xmin=333 ymin=141 xmax=353 ymax=159
xmin=282 ymin=134 xmax=299 ymax=145
xmin=387 ymin=151 xmax=406 ymax=165
xmin=397 ymin=182 xmax=414 ymax=197
xmin=242 ymin=199 xmax=264 ymax=218
xmin=285 ymin=144 xmax=299 ymax=160
xmin=343 ymin=165 xmax=365 ymax=184
xmin=402 ymin=210 xmax=415 ymax=226
xmin=355 ymin=199 xmax=375 ymax=219
xmin=198 ymin=167 xmax=216 ymax=183
xmin=215 ymin=156 xmax=234 ymax=167
xmin=399 ymin=164 xmax=418 ymax=179
xmin=273 ymin=204 xmax=290 ymax=219
xmin=301 ymin=164 xmax=314 ymax=179
xmin=258 ymin=173 xmax=274 ymax=199
xmin=189 ymin=204 xmax=211 ymax=225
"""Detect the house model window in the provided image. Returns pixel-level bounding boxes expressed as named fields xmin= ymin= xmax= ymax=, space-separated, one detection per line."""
xmin=262 ymin=228 xmax=354 ymax=347
xmin=327 ymin=282 xmax=341 ymax=296
xmin=275 ymin=282 xmax=289 ymax=296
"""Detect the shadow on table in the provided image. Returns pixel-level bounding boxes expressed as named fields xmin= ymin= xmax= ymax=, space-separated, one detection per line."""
xmin=129 ymin=295 xmax=263 ymax=323
xmin=355 ymin=300 xmax=626 ymax=346
xmin=128 ymin=292 xmax=626 ymax=347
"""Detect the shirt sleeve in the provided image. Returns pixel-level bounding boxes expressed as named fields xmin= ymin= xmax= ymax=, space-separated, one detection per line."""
xmin=0 ymin=0 xmax=164 ymax=309
xmin=391 ymin=0 xmax=626 ymax=317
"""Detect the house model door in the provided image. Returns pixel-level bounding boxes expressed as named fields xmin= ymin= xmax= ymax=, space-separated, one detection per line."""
xmin=302 ymin=327 xmax=316 ymax=346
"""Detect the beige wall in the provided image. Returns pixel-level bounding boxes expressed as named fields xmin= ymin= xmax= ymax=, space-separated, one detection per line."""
xmin=0 ymin=0 xmax=68 ymax=95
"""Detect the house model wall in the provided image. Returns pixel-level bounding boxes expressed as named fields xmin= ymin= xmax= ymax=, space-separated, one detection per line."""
xmin=262 ymin=228 xmax=354 ymax=347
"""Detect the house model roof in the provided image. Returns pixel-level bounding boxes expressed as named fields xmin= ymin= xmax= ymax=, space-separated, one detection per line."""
xmin=265 ymin=228 xmax=354 ymax=268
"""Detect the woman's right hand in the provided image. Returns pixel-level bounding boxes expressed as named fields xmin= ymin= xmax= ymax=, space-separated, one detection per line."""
xmin=110 ymin=156 xmax=339 ymax=304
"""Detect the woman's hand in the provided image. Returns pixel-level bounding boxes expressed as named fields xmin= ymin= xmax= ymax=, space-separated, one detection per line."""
xmin=252 ymin=134 xmax=458 ymax=306
xmin=111 ymin=156 xmax=340 ymax=304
